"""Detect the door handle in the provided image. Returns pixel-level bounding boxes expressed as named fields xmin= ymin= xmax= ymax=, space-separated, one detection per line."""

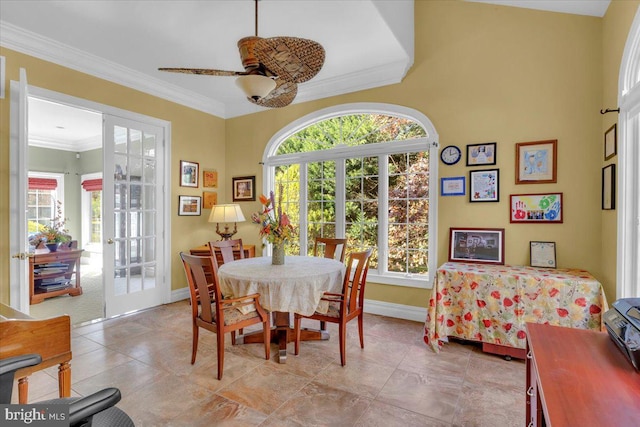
xmin=107 ymin=239 xmax=114 ymax=244
xmin=12 ymin=252 xmax=34 ymax=260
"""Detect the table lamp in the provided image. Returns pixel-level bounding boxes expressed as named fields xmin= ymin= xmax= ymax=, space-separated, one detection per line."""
xmin=208 ymin=204 xmax=246 ymax=240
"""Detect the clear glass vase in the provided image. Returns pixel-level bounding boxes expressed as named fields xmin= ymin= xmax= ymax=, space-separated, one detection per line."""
xmin=272 ymin=242 xmax=285 ymax=265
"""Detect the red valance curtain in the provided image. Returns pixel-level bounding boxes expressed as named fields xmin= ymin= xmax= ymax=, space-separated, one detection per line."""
xmin=82 ymin=178 xmax=103 ymax=191
xmin=28 ymin=177 xmax=58 ymax=190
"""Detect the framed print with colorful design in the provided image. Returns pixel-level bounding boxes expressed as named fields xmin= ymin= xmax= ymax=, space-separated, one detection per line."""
xmin=178 ymin=195 xmax=201 ymax=216
xmin=510 ymin=193 xmax=563 ymax=223
xmin=232 ymin=176 xmax=256 ymax=202
xmin=466 ymin=142 xmax=496 ymax=166
xmin=449 ymin=227 xmax=505 ymax=265
xmin=515 ymin=139 xmax=557 ymax=184
xmin=180 ymin=160 xmax=199 ymax=188
xmin=202 ymin=169 xmax=218 ymax=188
xmin=469 ymin=169 xmax=499 ymax=202
xmin=441 ymin=176 xmax=465 ymax=196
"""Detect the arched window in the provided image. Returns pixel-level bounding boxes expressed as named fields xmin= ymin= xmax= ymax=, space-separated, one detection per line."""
xmin=262 ymin=103 xmax=439 ymax=288
xmin=617 ymin=8 xmax=640 ymax=298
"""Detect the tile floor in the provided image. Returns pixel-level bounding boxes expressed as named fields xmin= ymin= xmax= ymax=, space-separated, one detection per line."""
xmin=14 ymin=301 xmax=526 ymax=426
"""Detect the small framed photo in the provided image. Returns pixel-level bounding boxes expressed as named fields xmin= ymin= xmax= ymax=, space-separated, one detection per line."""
xmin=530 ymin=241 xmax=556 ymax=268
xmin=441 ymin=176 xmax=466 ymax=196
xmin=178 ymin=195 xmax=201 ymax=216
xmin=604 ymin=124 xmax=617 ymax=160
xmin=466 ymin=142 xmax=496 ymax=166
xmin=232 ymin=176 xmax=256 ymax=202
xmin=515 ymin=139 xmax=557 ymax=184
xmin=180 ymin=160 xmax=199 ymax=188
xmin=203 ymin=169 xmax=218 ymax=188
xmin=202 ymin=191 xmax=218 ymax=209
xmin=469 ymin=169 xmax=499 ymax=202
xmin=602 ymin=164 xmax=616 ymax=210
xmin=510 ymin=193 xmax=563 ymax=223
xmin=449 ymin=227 xmax=505 ymax=265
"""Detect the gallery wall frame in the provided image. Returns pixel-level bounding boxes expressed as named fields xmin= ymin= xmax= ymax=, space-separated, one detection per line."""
xmin=510 ymin=192 xmax=563 ymax=223
xmin=466 ymin=142 xmax=496 ymax=166
xmin=178 ymin=195 xmax=201 ymax=216
xmin=469 ymin=169 xmax=499 ymax=202
xmin=448 ymin=227 xmax=505 ymax=265
xmin=202 ymin=169 xmax=218 ymax=188
xmin=232 ymin=176 xmax=256 ymax=202
xmin=441 ymin=176 xmax=466 ymax=196
xmin=180 ymin=160 xmax=199 ymax=188
xmin=604 ymin=124 xmax=617 ymax=161
xmin=530 ymin=241 xmax=557 ymax=268
xmin=515 ymin=139 xmax=557 ymax=184
xmin=202 ymin=191 xmax=218 ymax=209
xmin=602 ymin=164 xmax=616 ymax=210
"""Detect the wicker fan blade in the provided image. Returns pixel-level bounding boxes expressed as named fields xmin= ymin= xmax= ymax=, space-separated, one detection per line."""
xmin=158 ymin=68 xmax=247 ymax=77
xmin=254 ymin=37 xmax=325 ymax=84
xmin=248 ymin=80 xmax=297 ymax=108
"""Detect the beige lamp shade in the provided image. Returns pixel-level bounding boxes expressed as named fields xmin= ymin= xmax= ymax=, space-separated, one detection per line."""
xmin=208 ymin=204 xmax=246 ymax=240
xmin=235 ymin=75 xmax=277 ymax=101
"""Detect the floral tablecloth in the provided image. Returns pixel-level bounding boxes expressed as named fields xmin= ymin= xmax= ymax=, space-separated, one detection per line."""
xmin=423 ymin=262 xmax=609 ymax=352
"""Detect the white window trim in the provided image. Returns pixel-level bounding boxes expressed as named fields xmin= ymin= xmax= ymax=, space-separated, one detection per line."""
xmin=616 ymin=7 xmax=640 ymax=299
xmin=262 ymin=103 xmax=440 ymax=288
xmin=27 ymin=171 xmax=65 ymax=219
xmin=80 ymin=172 xmax=102 ymax=252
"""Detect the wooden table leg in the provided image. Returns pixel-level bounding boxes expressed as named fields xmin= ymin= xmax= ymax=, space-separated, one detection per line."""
xmin=18 ymin=377 xmax=28 ymax=404
xmin=274 ymin=312 xmax=290 ymax=363
xmin=58 ymin=361 xmax=71 ymax=398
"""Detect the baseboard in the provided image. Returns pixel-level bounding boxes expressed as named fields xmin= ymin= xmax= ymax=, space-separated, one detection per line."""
xmin=170 ymin=290 xmax=427 ymax=324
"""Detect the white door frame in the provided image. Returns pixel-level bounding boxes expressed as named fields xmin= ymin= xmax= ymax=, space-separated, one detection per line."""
xmin=9 ymin=84 xmax=172 ymax=312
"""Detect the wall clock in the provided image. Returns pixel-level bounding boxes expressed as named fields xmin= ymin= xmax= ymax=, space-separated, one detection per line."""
xmin=440 ymin=145 xmax=462 ymax=165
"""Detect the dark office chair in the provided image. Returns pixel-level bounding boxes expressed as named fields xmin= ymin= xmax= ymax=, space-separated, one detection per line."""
xmin=0 ymin=353 xmax=134 ymax=427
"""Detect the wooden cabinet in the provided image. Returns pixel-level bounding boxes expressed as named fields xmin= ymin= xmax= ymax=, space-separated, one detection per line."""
xmin=526 ymin=323 xmax=640 ymax=427
xmin=29 ymin=248 xmax=83 ymax=305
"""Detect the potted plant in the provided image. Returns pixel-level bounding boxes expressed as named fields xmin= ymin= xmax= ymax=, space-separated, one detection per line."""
xmin=30 ymin=201 xmax=70 ymax=252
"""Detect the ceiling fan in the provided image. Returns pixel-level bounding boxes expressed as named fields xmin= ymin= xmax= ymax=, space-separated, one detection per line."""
xmin=158 ymin=0 xmax=325 ymax=108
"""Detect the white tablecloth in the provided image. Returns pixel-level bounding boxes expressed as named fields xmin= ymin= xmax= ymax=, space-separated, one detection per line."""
xmin=217 ymin=256 xmax=345 ymax=316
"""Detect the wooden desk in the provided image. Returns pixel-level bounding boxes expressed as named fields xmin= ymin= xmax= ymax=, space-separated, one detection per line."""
xmin=0 ymin=303 xmax=72 ymax=404
xmin=526 ymin=323 xmax=640 ymax=427
xmin=30 ymin=248 xmax=83 ymax=304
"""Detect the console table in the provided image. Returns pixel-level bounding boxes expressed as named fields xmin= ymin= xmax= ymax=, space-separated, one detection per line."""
xmin=424 ymin=262 xmax=608 ymax=358
xmin=526 ymin=323 xmax=640 ymax=426
xmin=29 ymin=248 xmax=83 ymax=305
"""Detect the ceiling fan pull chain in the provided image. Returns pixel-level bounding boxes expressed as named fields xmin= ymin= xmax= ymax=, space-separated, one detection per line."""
xmin=255 ymin=0 xmax=259 ymax=37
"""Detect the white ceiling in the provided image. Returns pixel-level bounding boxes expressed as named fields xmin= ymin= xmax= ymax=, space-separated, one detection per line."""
xmin=1 ymin=0 xmax=610 ymax=150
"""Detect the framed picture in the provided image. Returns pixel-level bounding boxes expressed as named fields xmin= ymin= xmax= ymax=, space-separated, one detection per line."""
xmin=441 ymin=176 xmax=466 ymax=196
xmin=515 ymin=139 xmax=557 ymax=184
xmin=178 ymin=195 xmax=201 ymax=216
xmin=530 ymin=241 xmax=557 ymax=268
xmin=469 ymin=169 xmax=499 ymax=202
xmin=232 ymin=176 xmax=256 ymax=202
xmin=604 ymin=124 xmax=617 ymax=160
xmin=602 ymin=164 xmax=616 ymax=210
xmin=180 ymin=160 xmax=199 ymax=188
xmin=449 ymin=227 xmax=505 ymax=265
xmin=203 ymin=169 xmax=218 ymax=188
xmin=510 ymin=193 xmax=563 ymax=223
xmin=202 ymin=191 xmax=218 ymax=209
xmin=466 ymin=142 xmax=496 ymax=166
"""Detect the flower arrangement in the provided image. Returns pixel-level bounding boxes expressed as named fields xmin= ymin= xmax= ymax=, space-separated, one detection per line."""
xmin=251 ymin=187 xmax=295 ymax=244
xmin=29 ymin=201 xmax=70 ymax=246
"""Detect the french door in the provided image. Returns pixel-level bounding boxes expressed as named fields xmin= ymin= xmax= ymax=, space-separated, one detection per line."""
xmin=103 ymin=115 xmax=165 ymax=317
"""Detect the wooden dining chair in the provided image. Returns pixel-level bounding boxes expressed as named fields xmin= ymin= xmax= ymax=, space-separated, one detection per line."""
xmin=208 ymin=238 xmax=245 ymax=264
xmin=180 ymin=252 xmax=270 ymax=380
xmin=293 ymin=248 xmax=373 ymax=366
xmin=313 ymin=237 xmax=347 ymax=262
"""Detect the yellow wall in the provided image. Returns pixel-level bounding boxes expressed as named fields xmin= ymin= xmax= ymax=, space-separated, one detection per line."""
xmin=0 ymin=49 xmax=226 ymax=304
xmin=1 ymin=0 xmax=638 ymax=307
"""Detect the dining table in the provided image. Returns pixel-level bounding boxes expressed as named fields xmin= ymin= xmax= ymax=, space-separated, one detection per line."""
xmin=217 ymin=255 xmax=345 ymax=363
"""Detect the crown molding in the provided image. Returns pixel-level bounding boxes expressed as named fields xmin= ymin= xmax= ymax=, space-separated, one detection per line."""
xmin=0 ymin=21 xmax=227 ymax=118
xmin=29 ymin=135 xmax=102 ymax=152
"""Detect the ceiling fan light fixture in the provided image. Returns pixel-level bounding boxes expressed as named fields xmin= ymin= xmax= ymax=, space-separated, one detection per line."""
xmin=235 ymin=75 xmax=277 ymax=101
